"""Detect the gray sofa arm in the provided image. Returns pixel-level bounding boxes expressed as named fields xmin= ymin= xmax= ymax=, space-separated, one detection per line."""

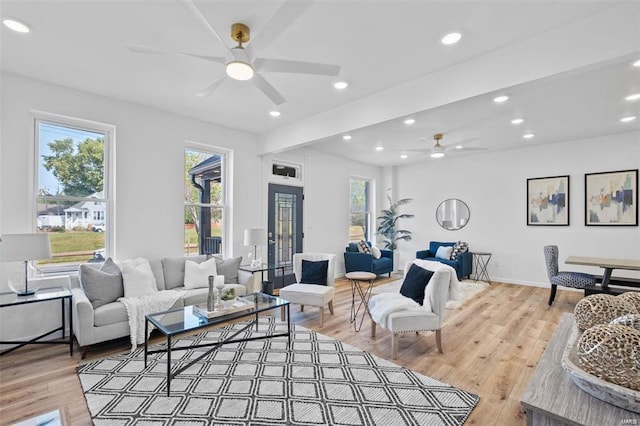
xmin=238 ymin=270 xmax=260 ymax=293
xmin=71 ymin=287 xmax=95 ymax=347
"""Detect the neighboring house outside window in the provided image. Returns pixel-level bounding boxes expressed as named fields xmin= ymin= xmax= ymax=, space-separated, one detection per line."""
xmin=33 ymin=112 xmax=114 ymax=273
xmin=349 ymin=177 xmax=372 ymax=241
xmin=184 ymin=147 xmax=227 ymax=256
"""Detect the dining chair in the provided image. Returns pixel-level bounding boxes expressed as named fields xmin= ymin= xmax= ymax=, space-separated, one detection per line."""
xmin=543 ymin=245 xmax=595 ymax=305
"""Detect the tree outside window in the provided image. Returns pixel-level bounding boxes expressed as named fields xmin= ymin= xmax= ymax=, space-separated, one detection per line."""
xmin=349 ymin=178 xmax=371 ymax=241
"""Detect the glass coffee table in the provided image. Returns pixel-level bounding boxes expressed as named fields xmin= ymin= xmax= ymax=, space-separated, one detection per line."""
xmin=144 ymin=292 xmax=290 ymax=395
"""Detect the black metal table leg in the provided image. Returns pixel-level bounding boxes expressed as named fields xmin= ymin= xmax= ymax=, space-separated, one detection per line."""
xmin=144 ymin=319 xmax=149 ymax=368
xmin=69 ymin=296 xmax=73 ymax=356
xmin=167 ymin=335 xmax=172 ymax=396
xmin=287 ymin=304 xmax=291 ymax=347
xmin=601 ymin=268 xmax=613 ymax=290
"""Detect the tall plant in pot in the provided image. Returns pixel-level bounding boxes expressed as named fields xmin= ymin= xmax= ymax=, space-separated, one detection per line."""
xmin=376 ymin=195 xmax=414 ymax=250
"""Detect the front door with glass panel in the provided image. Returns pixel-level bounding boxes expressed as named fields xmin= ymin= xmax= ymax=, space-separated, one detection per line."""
xmin=267 ymin=184 xmax=303 ymax=287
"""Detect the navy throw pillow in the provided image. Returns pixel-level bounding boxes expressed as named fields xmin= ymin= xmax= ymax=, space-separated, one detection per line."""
xmin=399 ymin=264 xmax=434 ymax=305
xmin=301 ymin=259 xmax=329 ymax=285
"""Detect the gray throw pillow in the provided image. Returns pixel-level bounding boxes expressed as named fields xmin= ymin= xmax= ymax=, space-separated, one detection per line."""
xmin=79 ymin=258 xmax=124 ymax=309
xmin=214 ymin=256 xmax=243 ymax=284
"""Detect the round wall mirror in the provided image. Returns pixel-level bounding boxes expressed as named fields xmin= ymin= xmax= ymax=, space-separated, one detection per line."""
xmin=436 ymin=199 xmax=470 ymax=230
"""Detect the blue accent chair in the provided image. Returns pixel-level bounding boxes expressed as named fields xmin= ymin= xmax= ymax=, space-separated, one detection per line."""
xmin=416 ymin=241 xmax=473 ymax=280
xmin=344 ymin=242 xmax=394 ymax=277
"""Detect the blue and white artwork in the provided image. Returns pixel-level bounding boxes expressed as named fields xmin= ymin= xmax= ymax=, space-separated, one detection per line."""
xmin=527 ymin=175 xmax=570 ymax=225
xmin=586 ymin=169 xmax=638 ymax=226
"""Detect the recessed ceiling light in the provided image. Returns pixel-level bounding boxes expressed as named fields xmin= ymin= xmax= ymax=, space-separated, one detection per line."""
xmin=625 ymin=93 xmax=640 ymax=101
xmin=511 ymin=118 xmax=524 ymax=125
xmin=375 ymin=146 xmax=384 ymax=151
xmin=333 ymin=81 xmax=348 ymax=90
xmin=493 ymin=95 xmax=509 ymax=103
xmin=620 ymin=116 xmax=637 ymax=123
xmin=400 ymin=154 xmax=408 ymax=159
xmin=633 ymin=59 xmax=640 ymax=67
xmin=403 ymin=118 xmax=416 ymax=125
xmin=342 ymin=134 xmax=352 ymax=141
xmin=3 ymin=18 xmax=30 ymax=33
xmin=441 ymin=32 xmax=462 ymax=45
xmin=455 ymin=145 xmax=463 ymax=150
xmin=269 ymin=111 xmax=281 ymax=117
xmin=523 ymin=133 xmax=535 ymax=139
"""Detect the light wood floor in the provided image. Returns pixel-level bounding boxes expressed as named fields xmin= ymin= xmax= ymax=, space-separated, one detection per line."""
xmin=0 ymin=277 xmax=581 ymax=425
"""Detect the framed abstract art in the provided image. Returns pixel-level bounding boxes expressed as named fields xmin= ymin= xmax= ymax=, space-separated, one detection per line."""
xmin=585 ymin=169 xmax=638 ymax=226
xmin=527 ymin=175 xmax=570 ymax=226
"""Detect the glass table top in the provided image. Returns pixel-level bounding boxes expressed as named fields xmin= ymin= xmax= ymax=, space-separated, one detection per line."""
xmin=146 ymin=292 xmax=289 ymax=336
xmin=0 ymin=286 xmax=72 ymax=307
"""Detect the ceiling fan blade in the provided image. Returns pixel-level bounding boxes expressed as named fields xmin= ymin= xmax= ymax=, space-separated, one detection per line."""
xmin=196 ymin=77 xmax=226 ymax=97
xmin=245 ymin=0 xmax=314 ymax=58
xmin=124 ymin=43 xmax=226 ymax=65
xmin=252 ymin=73 xmax=286 ymax=105
xmin=253 ymin=58 xmax=340 ymax=76
xmin=177 ymin=0 xmax=233 ymax=59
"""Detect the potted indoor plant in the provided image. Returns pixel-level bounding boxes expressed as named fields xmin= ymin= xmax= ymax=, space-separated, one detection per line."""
xmin=376 ymin=195 xmax=414 ymax=250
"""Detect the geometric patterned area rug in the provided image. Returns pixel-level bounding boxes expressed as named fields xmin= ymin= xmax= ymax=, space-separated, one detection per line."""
xmin=78 ymin=317 xmax=479 ymax=425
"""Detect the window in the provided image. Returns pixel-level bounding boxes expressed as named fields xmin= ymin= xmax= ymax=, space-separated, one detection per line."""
xmin=184 ymin=147 xmax=226 ymax=256
xmin=34 ymin=113 xmax=113 ymax=272
xmin=349 ymin=177 xmax=372 ymax=241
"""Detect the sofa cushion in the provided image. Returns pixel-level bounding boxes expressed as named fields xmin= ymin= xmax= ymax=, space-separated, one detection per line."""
xmin=162 ymin=255 xmax=207 ymax=290
xmin=300 ymin=259 xmax=329 ymax=285
xmin=400 ymin=263 xmax=434 ymax=305
xmin=120 ymin=258 xmax=158 ymax=298
xmin=79 ymin=258 xmax=124 ymax=309
xmin=184 ymin=258 xmax=217 ymax=289
xmin=214 ymin=256 xmax=243 ymax=284
xmin=94 ymin=301 xmax=128 ymax=327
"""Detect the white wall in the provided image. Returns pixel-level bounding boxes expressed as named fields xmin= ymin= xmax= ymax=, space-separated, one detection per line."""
xmin=0 ymin=72 xmax=262 ymax=341
xmin=394 ymin=131 xmax=640 ymax=286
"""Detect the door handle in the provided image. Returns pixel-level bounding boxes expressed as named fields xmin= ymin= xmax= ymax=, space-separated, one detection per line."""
xmin=268 ymin=240 xmax=276 ymax=244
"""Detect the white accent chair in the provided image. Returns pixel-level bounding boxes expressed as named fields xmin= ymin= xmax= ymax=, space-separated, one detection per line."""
xmin=279 ymin=253 xmax=336 ymax=327
xmin=369 ymin=260 xmax=452 ymax=359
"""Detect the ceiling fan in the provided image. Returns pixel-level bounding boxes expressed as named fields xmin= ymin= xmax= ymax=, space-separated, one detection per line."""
xmin=406 ymin=133 xmax=487 ymax=158
xmin=125 ymin=0 xmax=341 ymax=105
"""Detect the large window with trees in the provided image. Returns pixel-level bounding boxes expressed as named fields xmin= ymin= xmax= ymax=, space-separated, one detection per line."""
xmin=184 ymin=147 xmax=226 ymax=256
xmin=349 ymin=177 xmax=372 ymax=241
xmin=34 ymin=113 xmax=113 ymax=272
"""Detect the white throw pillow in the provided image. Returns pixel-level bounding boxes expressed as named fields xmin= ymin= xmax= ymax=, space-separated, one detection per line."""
xmin=371 ymin=246 xmax=382 ymax=259
xmin=119 ymin=258 xmax=158 ymax=298
xmin=435 ymin=245 xmax=453 ymax=260
xmin=184 ymin=258 xmax=218 ymax=289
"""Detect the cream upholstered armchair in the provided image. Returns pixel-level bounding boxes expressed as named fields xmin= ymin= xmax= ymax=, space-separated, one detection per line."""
xmin=279 ymin=253 xmax=336 ymax=327
xmin=369 ymin=260 xmax=452 ymax=359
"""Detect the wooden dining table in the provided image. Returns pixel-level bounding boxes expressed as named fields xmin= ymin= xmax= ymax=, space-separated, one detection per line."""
xmin=565 ymin=256 xmax=640 ymax=290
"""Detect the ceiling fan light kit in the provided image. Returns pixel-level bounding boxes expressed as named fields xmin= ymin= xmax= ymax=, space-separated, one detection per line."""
xmin=226 ymin=60 xmax=254 ymax=80
xmin=430 ymin=133 xmax=446 ymax=158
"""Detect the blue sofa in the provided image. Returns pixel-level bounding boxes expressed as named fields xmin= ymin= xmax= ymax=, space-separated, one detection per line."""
xmin=416 ymin=241 xmax=472 ymax=280
xmin=344 ymin=241 xmax=393 ymax=277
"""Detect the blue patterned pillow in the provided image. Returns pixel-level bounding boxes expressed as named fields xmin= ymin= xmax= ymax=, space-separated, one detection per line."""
xmin=451 ymin=241 xmax=469 ymax=260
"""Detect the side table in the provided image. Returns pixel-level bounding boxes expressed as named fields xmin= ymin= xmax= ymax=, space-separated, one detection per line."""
xmin=473 ymin=252 xmax=492 ymax=284
xmin=345 ymin=271 xmax=377 ymax=332
xmin=0 ymin=286 xmax=73 ymax=356
xmin=239 ymin=263 xmax=286 ymax=293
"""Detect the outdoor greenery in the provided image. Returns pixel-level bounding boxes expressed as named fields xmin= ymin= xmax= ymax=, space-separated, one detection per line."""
xmin=376 ymin=195 xmax=414 ymax=250
xmin=40 ymin=231 xmax=105 ymax=264
xmin=349 ymin=178 xmax=369 ymax=240
xmin=42 ymin=137 xmax=104 ymax=196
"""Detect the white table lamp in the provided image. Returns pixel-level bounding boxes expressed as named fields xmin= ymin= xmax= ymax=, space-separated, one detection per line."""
xmin=244 ymin=228 xmax=266 ymax=268
xmin=1 ymin=233 xmax=52 ymax=296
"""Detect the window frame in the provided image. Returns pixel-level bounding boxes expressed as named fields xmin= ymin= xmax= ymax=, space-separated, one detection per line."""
xmin=184 ymin=142 xmax=232 ymax=258
xmin=349 ymin=176 xmax=374 ymax=242
xmin=30 ymin=110 xmax=116 ymax=272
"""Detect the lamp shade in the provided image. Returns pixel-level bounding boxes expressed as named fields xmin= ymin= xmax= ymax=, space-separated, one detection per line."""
xmin=1 ymin=233 xmax=51 ymax=262
xmin=244 ymin=228 xmax=266 ymax=246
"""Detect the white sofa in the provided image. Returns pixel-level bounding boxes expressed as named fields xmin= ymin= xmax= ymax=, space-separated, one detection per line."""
xmin=71 ymin=255 xmax=259 ymax=352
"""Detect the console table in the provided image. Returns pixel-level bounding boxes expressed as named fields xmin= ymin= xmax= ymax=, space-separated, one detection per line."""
xmin=521 ymin=313 xmax=639 ymax=425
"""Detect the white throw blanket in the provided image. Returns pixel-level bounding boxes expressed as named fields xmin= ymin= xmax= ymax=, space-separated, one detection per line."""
xmin=369 ymin=292 xmax=420 ymax=329
xmin=118 ymin=290 xmax=183 ymax=352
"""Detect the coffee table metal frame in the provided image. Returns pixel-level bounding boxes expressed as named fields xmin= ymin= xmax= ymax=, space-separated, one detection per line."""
xmin=0 ymin=286 xmax=73 ymax=356
xmin=144 ymin=292 xmax=291 ymax=396
xmin=346 ymin=271 xmax=377 ymax=332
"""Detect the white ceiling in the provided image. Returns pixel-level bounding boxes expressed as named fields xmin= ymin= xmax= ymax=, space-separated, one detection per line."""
xmin=1 ymin=0 xmax=639 ymax=166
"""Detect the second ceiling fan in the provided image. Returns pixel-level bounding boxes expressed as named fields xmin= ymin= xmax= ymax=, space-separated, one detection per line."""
xmin=126 ymin=0 xmax=341 ymax=105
